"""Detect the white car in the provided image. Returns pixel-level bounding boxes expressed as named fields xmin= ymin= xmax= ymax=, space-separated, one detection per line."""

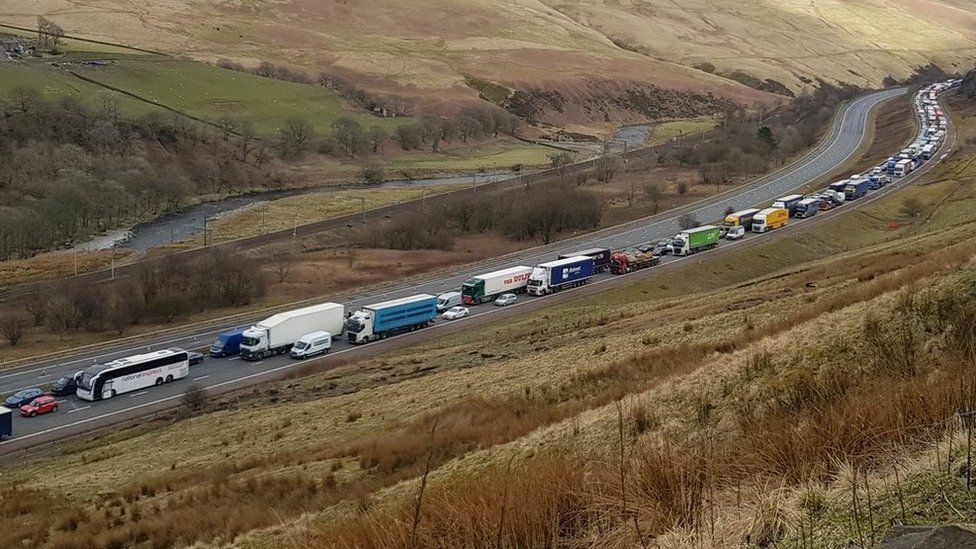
xmin=494 ymin=293 xmax=517 ymax=307
xmin=442 ymin=306 xmax=470 ymax=320
xmin=726 ymin=226 xmax=746 ymax=240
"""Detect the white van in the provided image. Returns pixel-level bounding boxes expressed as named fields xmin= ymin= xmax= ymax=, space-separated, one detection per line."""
xmin=290 ymin=331 xmax=332 ymax=359
xmin=436 ymin=291 xmax=462 ymax=312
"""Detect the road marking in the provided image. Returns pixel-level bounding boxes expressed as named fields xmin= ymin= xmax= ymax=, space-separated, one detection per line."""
xmin=128 ymin=391 xmax=148 ymax=398
xmin=226 ymin=357 xmax=240 ymax=361
xmin=0 ymin=87 xmax=946 ymax=449
xmin=0 ymin=90 xmax=903 ymax=382
xmin=192 ymin=375 xmax=210 ymax=381
xmin=67 ymin=406 xmax=90 ymax=414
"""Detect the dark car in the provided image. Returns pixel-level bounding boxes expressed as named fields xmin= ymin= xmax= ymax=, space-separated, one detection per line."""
xmin=4 ymin=388 xmax=45 ymax=408
xmin=50 ymin=375 xmax=78 ymax=396
xmin=642 ymin=240 xmax=671 ymax=256
xmin=188 ymin=351 xmax=205 ymax=365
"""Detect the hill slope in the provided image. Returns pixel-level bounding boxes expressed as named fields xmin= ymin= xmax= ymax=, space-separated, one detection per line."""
xmin=4 ymin=93 xmax=976 ymax=547
xmin=3 ymin=1 xmax=976 ymax=127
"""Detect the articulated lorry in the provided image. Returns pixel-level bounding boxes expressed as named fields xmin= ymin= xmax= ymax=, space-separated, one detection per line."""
xmin=893 ymin=159 xmax=914 ymax=178
xmin=461 ymin=266 xmax=533 ymax=305
xmin=844 ymin=178 xmax=871 ymax=200
xmin=527 ymin=256 xmax=594 ymax=296
xmin=609 ymin=250 xmax=659 ymax=274
xmin=672 ymin=226 xmax=721 ymax=256
xmin=346 ymin=294 xmax=438 ymax=344
xmin=558 ymin=248 xmax=611 ymax=273
xmin=772 ymin=195 xmax=804 ymax=216
xmin=723 ymin=208 xmax=761 ymax=230
xmin=794 ymin=198 xmax=821 ymax=218
xmin=752 ymin=208 xmax=789 ymax=233
xmin=241 ymin=303 xmax=345 ymax=360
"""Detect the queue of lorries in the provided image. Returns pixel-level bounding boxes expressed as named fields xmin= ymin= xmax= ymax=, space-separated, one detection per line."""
xmin=0 ymin=79 xmax=958 ymax=439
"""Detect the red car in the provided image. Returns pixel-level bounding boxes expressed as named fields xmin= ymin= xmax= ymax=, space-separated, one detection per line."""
xmin=20 ymin=396 xmax=58 ymax=417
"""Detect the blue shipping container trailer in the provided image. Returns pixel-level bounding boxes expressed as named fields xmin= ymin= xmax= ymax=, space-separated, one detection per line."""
xmin=347 ymin=294 xmax=438 ymax=344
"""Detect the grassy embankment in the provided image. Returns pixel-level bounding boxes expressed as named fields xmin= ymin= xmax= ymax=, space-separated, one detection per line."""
xmin=1 ymin=100 xmax=974 ymax=547
xmin=645 ymin=118 xmax=718 ymax=146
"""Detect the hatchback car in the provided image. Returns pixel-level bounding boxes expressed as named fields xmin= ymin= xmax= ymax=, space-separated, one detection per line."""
xmin=187 ymin=351 xmax=205 ymax=365
xmin=442 ymin=306 xmax=470 ymax=320
xmin=21 ymin=396 xmax=58 ymax=417
xmin=4 ymin=388 xmax=44 ymax=408
xmin=494 ymin=293 xmax=517 ymax=307
xmin=50 ymin=375 xmax=78 ymax=396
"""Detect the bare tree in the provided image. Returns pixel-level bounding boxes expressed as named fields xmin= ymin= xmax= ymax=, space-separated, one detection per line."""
xmin=37 ymin=16 xmax=65 ymax=52
xmin=45 ymin=296 xmax=77 ymax=340
xmin=677 ymin=181 xmax=690 ymax=196
xmin=678 ymin=213 xmax=700 ymax=230
xmin=644 ymin=183 xmax=664 ymax=213
xmin=181 ymin=384 xmax=209 ymax=413
xmin=271 ymin=250 xmax=294 ymax=283
xmin=595 ymin=154 xmax=621 ymax=183
xmin=367 ymin=125 xmax=387 ymax=153
xmin=0 ymin=313 xmax=28 ymax=346
xmin=10 ymin=87 xmax=39 ymax=113
xmin=277 ymin=117 xmax=315 ymax=158
xmin=332 ymin=117 xmax=366 ymax=157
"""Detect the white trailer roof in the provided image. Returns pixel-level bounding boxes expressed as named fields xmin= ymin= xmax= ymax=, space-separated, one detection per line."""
xmin=259 ymin=302 xmax=344 ymax=328
xmin=471 ymin=266 xmax=533 ymax=281
xmin=729 ymin=208 xmax=761 ymax=217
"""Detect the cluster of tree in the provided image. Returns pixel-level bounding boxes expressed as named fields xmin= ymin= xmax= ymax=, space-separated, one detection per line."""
xmin=0 ymin=91 xmax=270 ymax=259
xmin=961 ymin=67 xmax=976 ymax=101
xmin=0 ymin=252 xmax=265 ymax=344
xmin=362 ymin=182 xmax=601 ymax=250
xmin=660 ymin=83 xmax=862 ymax=183
xmin=277 ymin=107 xmax=522 ymax=161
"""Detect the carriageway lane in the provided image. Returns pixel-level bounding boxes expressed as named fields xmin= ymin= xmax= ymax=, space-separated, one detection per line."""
xmin=0 ymin=86 xmax=916 ymax=453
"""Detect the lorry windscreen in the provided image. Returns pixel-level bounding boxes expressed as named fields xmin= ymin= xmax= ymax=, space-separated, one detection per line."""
xmin=346 ymin=320 xmax=364 ymax=333
xmin=241 ymin=336 xmax=260 ymax=346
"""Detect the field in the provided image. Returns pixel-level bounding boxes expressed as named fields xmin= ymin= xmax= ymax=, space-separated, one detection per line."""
xmin=645 ymin=118 xmax=718 ymax=146
xmin=2 ymin=0 xmax=975 ymax=132
xmin=0 ymin=50 xmax=400 ymax=137
xmin=177 ymin=185 xmax=468 ymax=247
xmin=387 ymin=139 xmax=561 ymax=173
xmin=1 ymin=97 xmax=974 ymax=546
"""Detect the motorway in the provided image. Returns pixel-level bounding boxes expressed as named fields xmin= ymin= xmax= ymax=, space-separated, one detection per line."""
xmin=0 ymin=85 xmax=944 ymax=454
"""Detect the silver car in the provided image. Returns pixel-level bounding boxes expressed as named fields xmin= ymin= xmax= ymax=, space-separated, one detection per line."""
xmin=494 ymin=293 xmax=517 ymax=307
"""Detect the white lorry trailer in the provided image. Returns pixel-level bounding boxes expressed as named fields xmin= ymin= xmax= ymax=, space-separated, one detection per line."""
xmin=240 ymin=303 xmax=345 ymax=360
xmin=461 ymin=266 xmax=533 ymax=305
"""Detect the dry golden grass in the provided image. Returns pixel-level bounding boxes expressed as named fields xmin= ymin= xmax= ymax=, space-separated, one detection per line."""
xmin=5 ymin=96 xmax=976 ymax=549
xmin=646 ymin=118 xmax=719 ymax=146
xmin=182 ymin=185 xmax=465 ymax=246
xmin=0 ymin=249 xmax=136 ymax=288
